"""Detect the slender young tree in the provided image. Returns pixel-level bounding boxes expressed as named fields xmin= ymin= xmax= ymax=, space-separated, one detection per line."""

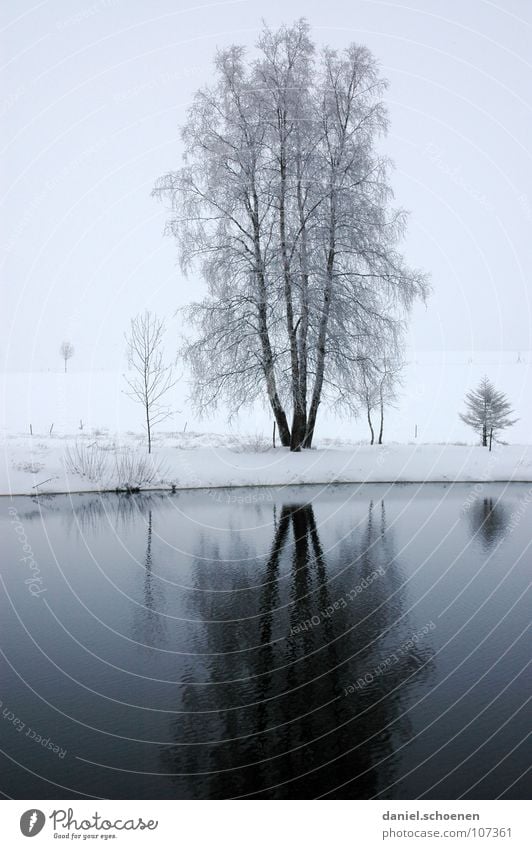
xmin=364 ymin=375 xmax=377 ymax=446
xmin=124 ymin=311 xmax=176 ymax=453
xmin=459 ymin=376 xmax=517 ymax=447
xmin=353 ymin=346 xmax=402 ymax=445
xmin=354 ymin=359 xmax=378 ymax=444
xmin=60 ymin=341 xmax=74 ymax=372
xmin=376 ymin=354 xmax=402 ymax=444
xmin=153 ymin=20 xmax=428 ymax=450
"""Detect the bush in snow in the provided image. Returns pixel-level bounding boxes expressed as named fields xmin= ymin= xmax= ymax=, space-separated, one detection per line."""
xmin=231 ymin=433 xmax=271 ymax=453
xmin=64 ymin=441 xmax=109 ymax=483
xmin=113 ymin=449 xmax=167 ymax=491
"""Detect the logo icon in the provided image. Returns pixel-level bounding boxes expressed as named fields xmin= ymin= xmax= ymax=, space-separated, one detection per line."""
xmin=20 ymin=810 xmax=46 ymax=837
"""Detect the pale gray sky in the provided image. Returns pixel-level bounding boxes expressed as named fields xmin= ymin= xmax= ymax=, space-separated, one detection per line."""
xmin=1 ymin=0 xmax=531 ymax=372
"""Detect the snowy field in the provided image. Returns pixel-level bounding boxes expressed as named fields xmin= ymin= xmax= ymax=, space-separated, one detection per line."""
xmin=1 ymin=351 xmax=531 ymax=495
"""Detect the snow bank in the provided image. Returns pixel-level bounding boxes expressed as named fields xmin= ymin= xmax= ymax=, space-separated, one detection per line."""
xmin=2 ymin=433 xmax=531 ymax=496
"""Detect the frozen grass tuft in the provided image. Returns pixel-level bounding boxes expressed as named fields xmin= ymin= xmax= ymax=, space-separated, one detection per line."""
xmin=14 ymin=460 xmax=45 ymax=474
xmin=63 ymin=440 xmax=169 ymax=490
xmin=63 ymin=441 xmax=109 ymax=483
xmin=231 ymin=433 xmax=272 ymax=453
xmin=113 ymin=448 xmax=168 ymax=491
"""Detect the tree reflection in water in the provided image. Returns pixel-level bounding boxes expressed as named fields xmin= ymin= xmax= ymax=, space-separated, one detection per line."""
xmin=467 ymin=496 xmax=508 ymax=551
xmin=163 ymin=497 xmax=434 ymax=798
xmin=132 ymin=508 xmax=167 ymax=648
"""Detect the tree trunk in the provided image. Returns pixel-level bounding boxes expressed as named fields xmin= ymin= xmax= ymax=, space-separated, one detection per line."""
xmin=482 ymin=423 xmax=487 ymax=447
xmin=303 ymin=197 xmax=336 ymax=449
xmin=303 ymin=413 xmax=317 ymax=450
xmin=378 ymin=392 xmax=384 ymax=445
xmin=296 ymin=147 xmax=310 ymax=450
xmin=291 ymin=410 xmax=307 ymax=452
xmin=257 ymin=309 xmax=290 ymax=446
xmin=250 ymin=189 xmax=291 ymax=447
xmin=146 ymin=404 xmax=152 ymax=454
xmin=279 ymin=140 xmax=305 ymax=452
xmin=265 ymin=372 xmax=291 ymax=447
xmin=367 ymin=406 xmax=375 ymax=445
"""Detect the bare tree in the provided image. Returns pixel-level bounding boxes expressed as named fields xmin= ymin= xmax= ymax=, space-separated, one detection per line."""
xmin=60 ymin=341 xmax=74 ymax=373
xmin=354 ymin=359 xmax=378 ymax=444
xmin=459 ymin=376 xmax=517 ymax=448
xmin=353 ymin=347 xmax=402 ymax=445
xmin=124 ymin=311 xmax=176 ymax=453
xmin=154 ymin=20 xmax=428 ymax=450
xmin=376 ymin=354 xmax=402 ymax=445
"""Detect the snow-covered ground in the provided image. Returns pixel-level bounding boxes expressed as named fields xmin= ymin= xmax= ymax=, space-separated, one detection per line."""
xmin=1 ymin=351 xmax=531 ymax=494
xmin=2 ymin=433 xmax=532 ymax=496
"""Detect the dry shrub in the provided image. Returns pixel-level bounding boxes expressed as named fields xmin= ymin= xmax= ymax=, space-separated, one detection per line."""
xmin=64 ymin=441 xmax=109 ymax=483
xmin=113 ymin=449 xmax=167 ymax=491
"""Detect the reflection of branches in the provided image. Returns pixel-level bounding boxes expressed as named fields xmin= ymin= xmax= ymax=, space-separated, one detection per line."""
xmin=256 ymin=506 xmax=292 ymax=735
xmin=133 ymin=509 xmax=167 ymax=648
xmin=259 ymin=507 xmax=291 ymax=646
xmin=162 ymin=494 xmax=435 ymax=798
xmin=468 ymin=497 xmax=508 ymax=550
xmin=21 ymin=490 xmax=164 ymax=538
xmin=11 ymin=493 xmax=63 ymax=520
xmin=61 ymin=492 xmax=167 ymax=535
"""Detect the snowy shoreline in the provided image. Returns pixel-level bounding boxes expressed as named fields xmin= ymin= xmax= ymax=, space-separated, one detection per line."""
xmin=2 ymin=434 xmax=532 ymax=497
xmin=2 ymin=479 xmax=532 ymax=499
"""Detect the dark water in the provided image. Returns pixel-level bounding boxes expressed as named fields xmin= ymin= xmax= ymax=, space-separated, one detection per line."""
xmin=0 ymin=483 xmax=530 ymax=799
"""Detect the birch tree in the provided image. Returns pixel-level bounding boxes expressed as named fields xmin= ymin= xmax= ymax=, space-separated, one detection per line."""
xmin=154 ymin=20 xmax=428 ymax=450
xmin=154 ymin=44 xmax=292 ymax=446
